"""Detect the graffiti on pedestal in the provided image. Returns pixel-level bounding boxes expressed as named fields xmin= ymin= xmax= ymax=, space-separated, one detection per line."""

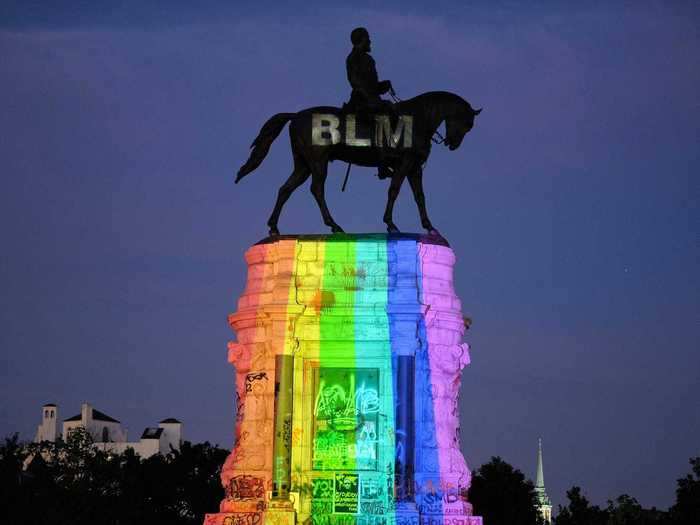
xmin=415 ymin=479 xmax=465 ymax=516
xmin=395 ymin=517 xmax=419 ymax=525
xmin=310 ymin=516 xmax=389 ymax=525
xmin=334 ymin=473 xmax=359 ymax=514
xmin=313 ymin=368 xmax=379 ymax=470
xmin=313 ymin=477 xmax=335 ymax=499
xmin=228 ymin=366 xmax=273 ymax=471
xmin=235 ymin=393 xmax=246 ymax=422
xmin=222 ymin=512 xmax=262 ymax=525
xmin=358 ymin=474 xmax=385 ymax=515
xmin=308 ymin=473 xmax=390 ymax=523
xmin=245 ymin=371 xmax=269 ymax=392
xmin=226 ymin=474 xmax=266 ymax=500
xmin=358 ymin=500 xmax=386 ymax=515
xmin=311 ymin=477 xmax=335 ymax=517
xmin=418 ymin=519 xmax=479 ymax=525
xmin=360 ymin=474 xmax=381 ymax=500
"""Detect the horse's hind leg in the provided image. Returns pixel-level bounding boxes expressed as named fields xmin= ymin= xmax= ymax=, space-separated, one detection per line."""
xmin=267 ymin=153 xmax=310 ymax=236
xmin=309 ymin=160 xmax=344 ymax=233
xmin=407 ymin=167 xmax=437 ymax=234
xmin=383 ymin=168 xmax=408 ymax=233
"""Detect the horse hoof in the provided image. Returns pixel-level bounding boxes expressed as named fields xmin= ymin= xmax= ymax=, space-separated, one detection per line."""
xmin=269 ymin=227 xmax=280 ymax=236
xmin=427 ymin=228 xmax=447 ymax=242
xmin=330 ymin=225 xmax=345 ymax=234
xmin=386 ymin=224 xmax=401 ymax=234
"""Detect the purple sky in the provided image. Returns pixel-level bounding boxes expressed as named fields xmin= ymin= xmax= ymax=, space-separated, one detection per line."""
xmin=1 ymin=0 xmax=698 ymax=512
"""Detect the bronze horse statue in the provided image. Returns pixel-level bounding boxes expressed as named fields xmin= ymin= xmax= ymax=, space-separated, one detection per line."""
xmin=235 ymin=91 xmax=481 ymax=236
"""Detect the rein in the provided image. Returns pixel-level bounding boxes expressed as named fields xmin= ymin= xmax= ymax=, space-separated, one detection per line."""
xmin=341 ymin=90 xmax=447 ymax=192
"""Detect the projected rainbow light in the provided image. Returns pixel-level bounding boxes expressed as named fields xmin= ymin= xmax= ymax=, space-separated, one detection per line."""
xmin=205 ymin=234 xmax=482 ymax=525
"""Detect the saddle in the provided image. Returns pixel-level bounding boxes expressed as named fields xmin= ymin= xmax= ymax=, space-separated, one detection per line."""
xmin=341 ymin=99 xmax=400 ymax=180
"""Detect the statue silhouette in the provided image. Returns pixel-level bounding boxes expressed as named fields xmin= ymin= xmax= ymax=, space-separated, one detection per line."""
xmin=235 ymin=91 xmax=481 ymax=237
xmin=234 ymin=29 xmax=482 ymax=238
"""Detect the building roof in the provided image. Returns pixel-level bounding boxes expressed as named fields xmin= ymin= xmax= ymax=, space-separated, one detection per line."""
xmin=159 ymin=418 xmax=181 ymax=424
xmin=43 ymin=403 xmax=57 ymax=407
xmin=64 ymin=408 xmax=120 ymax=423
xmin=93 ymin=409 xmax=120 ymax=423
xmin=141 ymin=427 xmax=163 ymax=439
xmin=536 ymin=438 xmax=545 ymax=488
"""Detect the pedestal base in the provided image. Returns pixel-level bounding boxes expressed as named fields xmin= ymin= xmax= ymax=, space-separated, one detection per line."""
xmin=203 ymin=509 xmax=296 ymax=525
xmin=204 ymin=512 xmax=483 ymax=525
xmin=419 ymin=517 xmax=483 ymax=525
xmin=205 ymin=234 xmax=483 ymax=525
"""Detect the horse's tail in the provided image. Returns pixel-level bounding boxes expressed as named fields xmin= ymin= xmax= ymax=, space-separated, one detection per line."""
xmin=235 ymin=112 xmax=296 ymax=183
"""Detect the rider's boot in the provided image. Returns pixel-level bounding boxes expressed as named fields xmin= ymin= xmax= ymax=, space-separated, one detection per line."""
xmin=377 ymin=164 xmax=394 ymax=180
xmin=377 ymin=141 xmax=399 ymax=180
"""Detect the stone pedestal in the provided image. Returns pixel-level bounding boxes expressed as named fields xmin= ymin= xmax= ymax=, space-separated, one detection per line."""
xmin=204 ymin=234 xmax=483 ymax=525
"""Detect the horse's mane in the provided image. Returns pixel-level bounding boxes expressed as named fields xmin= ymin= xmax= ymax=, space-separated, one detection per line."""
xmin=398 ymin=91 xmax=470 ymax=114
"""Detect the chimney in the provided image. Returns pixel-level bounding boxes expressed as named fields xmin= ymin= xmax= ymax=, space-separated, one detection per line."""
xmin=81 ymin=403 xmax=93 ymax=424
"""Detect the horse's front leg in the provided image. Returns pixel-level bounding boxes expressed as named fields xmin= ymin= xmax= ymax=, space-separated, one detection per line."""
xmin=383 ymin=169 xmax=407 ymax=233
xmin=406 ymin=166 xmax=438 ymax=235
xmin=309 ymin=160 xmax=344 ymax=233
xmin=267 ymin=163 xmax=310 ymax=236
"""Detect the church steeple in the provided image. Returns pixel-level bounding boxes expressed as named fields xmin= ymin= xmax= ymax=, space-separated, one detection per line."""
xmin=535 ymin=438 xmax=552 ymax=524
xmin=536 ymin=437 xmax=545 ymax=488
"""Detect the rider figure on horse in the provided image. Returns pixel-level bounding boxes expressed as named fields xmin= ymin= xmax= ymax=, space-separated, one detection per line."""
xmin=346 ymin=27 xmax=397 ymax=180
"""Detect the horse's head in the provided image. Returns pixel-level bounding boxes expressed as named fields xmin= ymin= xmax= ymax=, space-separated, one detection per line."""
xmin=444 ymin=102 xmax=482 ymax=151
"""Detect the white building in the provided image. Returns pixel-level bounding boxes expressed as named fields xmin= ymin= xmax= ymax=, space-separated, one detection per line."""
xmin=34 ymin=402 xmax=182 ymax=458
xmin=35 ymin=403 xmax=59 ymax=442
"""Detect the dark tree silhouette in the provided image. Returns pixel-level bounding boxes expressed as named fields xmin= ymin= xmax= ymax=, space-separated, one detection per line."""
xmin=554 ymin=486 xmax=609 ymax=525
xmin=669 ymin=457 xmax=700 ymax=525
xmin=0 ymin=429 xmax=228 ymax=525
xmin=0 ymin=434 xmax=25 ymax=520
xmin=467 ymin=456 xmax=542 ymax=525
xmin=556 ymin=486 xmax=671 ymax=525
xmin=605 ymin=494 xmax=667 ymax=525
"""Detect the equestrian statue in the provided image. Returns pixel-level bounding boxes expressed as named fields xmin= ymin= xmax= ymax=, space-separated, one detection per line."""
xmin=235 ymin=27 xmax=481 ymax=237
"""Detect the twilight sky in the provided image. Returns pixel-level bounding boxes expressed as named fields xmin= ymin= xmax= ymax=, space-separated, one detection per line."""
xmin=1 ymin=0 xmax=698 ymax=512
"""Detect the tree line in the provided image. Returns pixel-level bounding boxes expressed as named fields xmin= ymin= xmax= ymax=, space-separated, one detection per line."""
xmin=467 ymin=456 xmax=698 ymax=525
xmin=0 ymin=430 xmax=697 ymax=525
xmin=0 ymin=429 xmax=227 ymax=525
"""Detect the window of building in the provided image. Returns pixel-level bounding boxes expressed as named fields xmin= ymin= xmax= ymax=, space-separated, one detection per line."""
xmin=102 ymin=427 xmax=109 ymax=442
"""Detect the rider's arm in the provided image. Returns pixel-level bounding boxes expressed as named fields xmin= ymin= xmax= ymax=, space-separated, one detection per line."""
xmin=367 ymin=56 xmax=392 ymax=95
